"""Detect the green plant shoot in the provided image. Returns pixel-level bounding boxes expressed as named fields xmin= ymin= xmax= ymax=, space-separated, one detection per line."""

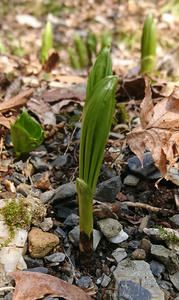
xmin=76 ymin=57 xmax=118 ymax=263
xmin=86 ymin=31 xmax=97 ymax=65
xmin=86 ymin=45 xmax=112 ymax=104
xmin=141 ymin=13 xmax=157 ymax=74
xmin=68 ymin=46 xmax=80 ymax=69
xmin=74 ymin=33 xmax=87 ymax=68
xmin=41 ymin=21 xmax=53 ymax=64
xmin=10 ymin=109 xmax=44 ymax=157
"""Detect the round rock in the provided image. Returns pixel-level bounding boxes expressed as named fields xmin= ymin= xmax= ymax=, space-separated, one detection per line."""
xmin=97 ymin=218 xmax=123 ymax=238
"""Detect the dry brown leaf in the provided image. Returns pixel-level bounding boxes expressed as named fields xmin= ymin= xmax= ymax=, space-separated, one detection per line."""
xmin=0 ymin=113 xmax=16 ymax=129
xmin=9 ymin=271 xmax=92 ymax=300
xmin=0 ymin=88 xmax=34 ymax=113
xmin=27 ymin=98 xmax=56 ymax=125
xmin=43 ymin=49 xmax=60 ymax=73
xmin=53 ymin=75 xmax=86 ymax=84
xmin=127 ymin=78 xmax=179 ymax=180
xmin=41 ymin=88 xmax=85 ymax=102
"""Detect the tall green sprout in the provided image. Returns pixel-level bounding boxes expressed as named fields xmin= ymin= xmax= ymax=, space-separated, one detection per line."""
xmin=76 ymin=46 xmax=118 ymax=264
xmin=141 ymin=14 xmax=157 ymax=74
xmin=41 ymin=21 xmax=53 ymax=64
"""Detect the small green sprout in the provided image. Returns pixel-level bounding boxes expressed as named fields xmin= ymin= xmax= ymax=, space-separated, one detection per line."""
xmin=141 ymin=13 xmax=157 ymax=74
xmin=68 ymin=46 xmax=81 ymax=69
xmin=86 ymin=31 xmax=97 ymax=65
xmin=74 ymin=33 xmax=87 ymax=68
xmin=10 ymin=109 xmax=44 ymax=157
xmin=76 ymin=46 xmax=118 ymax=263
xmin=101 ymin=32 xmax=112 ymax=51
xmin=86 ymin=45 xmax=112 ymax=104
xmin=41 ymin=21 xmax=53 ymax=64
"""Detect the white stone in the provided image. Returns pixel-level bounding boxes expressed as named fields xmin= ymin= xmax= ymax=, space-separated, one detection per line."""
xmin=16 ymin=14 xmax=41 ymax=28
xmin=109 ymin=230 xmax=129 ymax=244
xmin=113 ymin=259 xmax=164 ymax=300
xmin=0 ymin=247 xmax=27 ymax=273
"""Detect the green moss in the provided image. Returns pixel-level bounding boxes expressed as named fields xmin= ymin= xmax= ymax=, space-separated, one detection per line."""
xmin=113 ymin=103 xmax=130 ymax=126
xmin=156 ymin=226 xmax=179 ymax=244
xmin=0 ymin=198 xmax=31 ymax=249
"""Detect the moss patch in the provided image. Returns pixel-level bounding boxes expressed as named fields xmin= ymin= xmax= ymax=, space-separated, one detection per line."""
xmin=0 ymin=198 xmax=31 ymax=249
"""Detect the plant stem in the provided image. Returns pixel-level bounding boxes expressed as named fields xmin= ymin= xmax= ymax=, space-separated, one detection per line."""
xmin=76 ymin=178 xmax=93 ymax=264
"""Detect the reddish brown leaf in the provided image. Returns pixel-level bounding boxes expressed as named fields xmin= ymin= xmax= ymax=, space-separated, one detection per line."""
xmin=43 ymin=49 xmax=60 ymax=73
xmin=0 ymin=113 xmax=16 ymax=129
xmin=41 ymin=88 xmax=85 ymax=103
xmin=127 ymin=80 xmax=179 ymax=181
xmin=0 ymin=88 xmax=34 ymax=113
xmin=9 ymin=271 xmax=92 ymax=300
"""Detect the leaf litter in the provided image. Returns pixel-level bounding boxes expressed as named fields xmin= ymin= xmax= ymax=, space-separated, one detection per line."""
xmin=0 ymin=0 xmax=179 ymax=299
xmin=127 ymin=77 xmax=179 ymax=180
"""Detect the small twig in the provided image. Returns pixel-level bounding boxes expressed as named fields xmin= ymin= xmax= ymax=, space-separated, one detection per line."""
xmin=0 ymin=287 xmax=15 ymax=291
xmin=124 ymin=201 xmax=174 ymax=213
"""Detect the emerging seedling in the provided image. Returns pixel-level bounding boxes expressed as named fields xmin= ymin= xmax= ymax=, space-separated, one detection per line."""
xmin=141 ymin=14 xmax=157 ymax=74
xmin=10 ymin=109 xmax=44 ymax=157
xmin=86 ymin=31 xmax=97 ymax=65
xmin=41 ymin=21 xmax=53 ymax=64
xmin=76 ymin=46 xmax=118 ymax=265
xmin=74 ymin=33 xmax=87 ymax=68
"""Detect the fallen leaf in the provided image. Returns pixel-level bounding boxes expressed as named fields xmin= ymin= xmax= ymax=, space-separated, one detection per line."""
xmin=0 ymin=88 xmax=34 ymax=113
xmin=41 ymin=88 xmax=85 ymax=102
xmin=27 ymin=98 xmax=56 ymax=125
xmin=33 ymin=172 xmax=51 ymax=190
xmin=43 ymin=49 xmax=60 ymax=73
xmin=9 ymin=271 xmax=92 ymax=300
xmin=53 ymin=75 xmax=86 ymax=84
xmin=127 ymin=78 xmax=179 ymax=180
xmin=0 ymin=113 xmax=16 ymax=129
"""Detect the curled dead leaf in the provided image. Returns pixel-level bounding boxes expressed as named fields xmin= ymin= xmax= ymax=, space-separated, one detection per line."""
xmin=127 ymin=78 xmax=179 ymax=182
xmin=9 ymin=271 xmax=92 ymax=300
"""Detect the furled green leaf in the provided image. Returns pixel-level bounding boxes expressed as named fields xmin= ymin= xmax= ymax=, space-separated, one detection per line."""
xmin=74 ymin=33 xmax=87 ymax=68
xmin=141 ymin=14 xmax=157 ymax=74
xmin=10 ymin=110 xmax=44 ymax=157
xmin=79 ymin=75 xmax=118 ymax=194
xmin=86 ymin=31 xmax=97 ymax=65
xmin=68 ymin=46 xmax=80 ymax=69
xmin=86 ymin=45 xmax=112 ymax=104
xmin=41 ymin=21 xmax=53 ymax=64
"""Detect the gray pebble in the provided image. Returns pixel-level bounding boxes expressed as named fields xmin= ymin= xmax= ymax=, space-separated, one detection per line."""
xmin=45 ymin=252 xmax=65 ymax=263
xmin=101 ymin=274 xmax=111 ymax=287
xmin=77 ymin=276 xmax=92 ymax=288
xmin=169 ymin=214 xmax=179 ymax=228
xmin=30 ymin=157 xmax=49 ymax=171
xmin=150 ymin=260 xmax=165 ymax=278
xmin=64 ymin=213 xmax=79 ymax=227
xmin=94 ymin=176 xmax=121 ymax=202
xmin=123 ymin=174 xmax=139 ymax=186
xmin=52 ymin=182 xmax=76 ymax=202
xmin=118 ymin=280 xmax=151 ymax=300
xmin=40 ymin=190 xmax=55 ymax=204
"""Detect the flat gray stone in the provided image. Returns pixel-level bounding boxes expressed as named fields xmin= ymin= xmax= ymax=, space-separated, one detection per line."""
xmin=112 ymin=248 xmax=127 ymax=263
xmin=101 ymin=274 xmax=111 ymax=287
xmin=169 ymin=214 xmax=179 ymax=228
xmin=40 ymin=190 xmax=55 ymax=204
xmin=151 ymin=244 xmax=179 ymax=274
xmin=52 ymin=182 xmax=76 ymax=202
xmin=118 ymin=280 xmax=151 ymax=300
xmin=169 ymin=271 xmax=179 ymax=291
xmin=123 ymin=175 xmax=140 ymax=186
xmin=94 ymin=176 xmax=121 ymax=202
xmin=113 ymin=259 xmax=164 ymax=300
xmin=97 ymin=218 xmax=122 ymax=238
